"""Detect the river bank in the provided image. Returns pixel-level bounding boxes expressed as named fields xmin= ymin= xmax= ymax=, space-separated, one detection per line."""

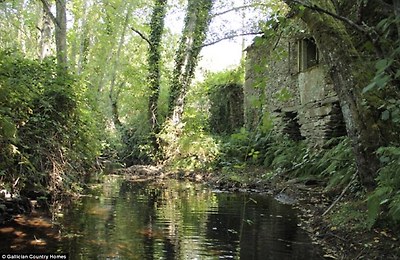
xmin=118 ymin=165 xmax=399 ymax=259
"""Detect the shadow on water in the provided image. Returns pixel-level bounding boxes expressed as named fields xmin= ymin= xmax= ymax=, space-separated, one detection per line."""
xmin=0 ymin=176 xmax=323 ymax=259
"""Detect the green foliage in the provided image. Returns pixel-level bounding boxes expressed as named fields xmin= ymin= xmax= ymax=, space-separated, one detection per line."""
xmin=160 ymin=67 xmax=246 ymax=171
xmin=119 ymin=127 xmax=154 ymax=166
xmin=0 ymin=50 xmax=101 ymax=198
xmin=202 ymin=67 xmax=244 ymax=89
xmin=367 ymin=146 xmax=400 ymax=228
xmin=314 ymin=138 xmax=356 ymax=189
xmin=158 ymin=121 xmax=220 ymax=171
xmin=217 ymin=131 xmax=356 ymax=193
xmin=361 ymin=14 xmax=400 ymax=129
xmin=218 ymin=128 xmax=272 ymax=169
xmin=208 ymin=83 xmax=244 ymax=134
xmin=273 ymin=87 xmax=293 ymax=102
xmin=168 ymin=0 xmax=214 ymax=118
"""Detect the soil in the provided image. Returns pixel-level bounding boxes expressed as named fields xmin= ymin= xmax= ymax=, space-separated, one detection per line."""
xmin=118 ymin=165 xmax=400 ymax=260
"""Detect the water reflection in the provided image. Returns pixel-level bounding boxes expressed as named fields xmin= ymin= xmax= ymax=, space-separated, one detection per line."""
xmin=0 ymin=176 xmax=322 ymax=259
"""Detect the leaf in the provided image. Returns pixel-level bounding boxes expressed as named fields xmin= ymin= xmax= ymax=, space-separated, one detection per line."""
xmin=380 ymin=198 xmax=389 ymax=205
xmin=395 ymin=69 xmax=400 ymax=79
xmin=375 ymin=59 xmax=392 ymax=73
xmin=381 ymin=110 xmax=390 ymax=121
xmin=375 ymin=74 xmax=391 ymax=89
xmin=298 ymin=5 xmax=306 ymax=11
xmin=376 ymin=18 xmax=389 ymax=31
xmin=379 ymin=156 xmax=390 ymax=163
xmin=363 ymin=81 xmax=376 ymax=93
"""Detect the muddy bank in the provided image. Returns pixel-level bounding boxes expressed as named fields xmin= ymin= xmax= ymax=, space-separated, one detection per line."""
xmin=116 ymin=165 xmax=400 ymax=260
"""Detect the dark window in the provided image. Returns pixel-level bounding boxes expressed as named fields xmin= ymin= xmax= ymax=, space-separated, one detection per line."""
xmin=298 ymin=38 xmax=319 ymax=72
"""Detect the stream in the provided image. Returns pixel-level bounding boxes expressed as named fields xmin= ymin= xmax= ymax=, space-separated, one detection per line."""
xmin=0 ymin=176 xmax=323 ymax=259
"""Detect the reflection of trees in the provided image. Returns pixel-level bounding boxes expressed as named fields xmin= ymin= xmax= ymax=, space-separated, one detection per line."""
xmin=60 ymin=178 xmax=318 ymax=259
xmin=63 ymin=179 xmax=218 ymax=259
xmin=152 ymin=180 xmax=218 ymax=258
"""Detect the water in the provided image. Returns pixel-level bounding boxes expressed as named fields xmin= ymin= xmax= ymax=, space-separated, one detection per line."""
xmin=0 ymin=176 xmax=322 ymax=259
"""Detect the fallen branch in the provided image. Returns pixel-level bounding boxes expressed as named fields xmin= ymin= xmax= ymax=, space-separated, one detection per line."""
xmin=322 ymin=171 xmax=358 ymax=216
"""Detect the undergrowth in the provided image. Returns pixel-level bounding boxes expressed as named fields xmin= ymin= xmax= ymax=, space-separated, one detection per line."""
xmin=217 ymin=130 xmax=356 ymax=190
xmin=0 ymin=50 xmax=102 ymax=201
xmin=367 ymin=146 xmax=400 ymax=228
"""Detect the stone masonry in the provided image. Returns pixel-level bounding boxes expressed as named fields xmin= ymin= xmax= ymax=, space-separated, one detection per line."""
xmin=244 ymin=22 xmax=347 ymax=144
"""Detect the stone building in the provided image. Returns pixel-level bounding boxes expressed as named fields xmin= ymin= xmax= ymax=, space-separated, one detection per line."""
xmin=244 ymin=23 xmax=347 ymax=144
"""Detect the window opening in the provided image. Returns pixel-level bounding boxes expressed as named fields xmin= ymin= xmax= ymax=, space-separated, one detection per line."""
xmin=282 ymin=111 xmax=304 ymax=141
xmin=298 ymin=38 xmax=319 ymax=72
xmin=325 ymin=101 xmax=347 ymax=139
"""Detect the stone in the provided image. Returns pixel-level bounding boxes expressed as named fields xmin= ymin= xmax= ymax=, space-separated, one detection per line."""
xmin=244 ymin=20 xmax=346 ymax=145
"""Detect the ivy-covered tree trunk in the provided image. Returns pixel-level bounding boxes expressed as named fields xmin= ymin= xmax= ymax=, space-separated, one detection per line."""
xmin=148 ymin=0 xmax=167 ymax=136
xmin=285 ymin=0 xmax=384 ymax=189
xmin=168 ymin=0 xmax=214 ymax=125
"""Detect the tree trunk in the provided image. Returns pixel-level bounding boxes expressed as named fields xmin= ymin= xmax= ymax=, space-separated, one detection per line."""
xmin=77 ymin=1 xmax=90 ymax=75
xmin=109 ymin=4 xmax=131 ymax=130
xmin=148 ymin=0 xmax=167 ymax=136
xmin=168 ymin=0 xmax=214 ymax=125
xmin=110 ymin=85 xmax=123 ymax=129
xmin=285 ymin=0 xmax=383 ymax=189
xmin=38 ymin=5 xmax=53 ymax=60
xmin=55 ymin=0 xmax=67 ymax=70
xmin=39 ymin=0 xmax=67 ymax=70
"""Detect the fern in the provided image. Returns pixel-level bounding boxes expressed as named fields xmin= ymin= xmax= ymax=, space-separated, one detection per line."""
xmin=367 ymin=146 xmax=400 ymax=227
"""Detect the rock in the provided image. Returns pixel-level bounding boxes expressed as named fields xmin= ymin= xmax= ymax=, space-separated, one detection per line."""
xmin=274 ymin=193 xmax=297 ymax=205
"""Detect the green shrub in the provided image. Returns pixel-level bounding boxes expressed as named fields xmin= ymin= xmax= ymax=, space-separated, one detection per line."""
xmin=158 ymin=121 xmax=220 ymax=171
xmin=119 ymin=126 xmax=154 ymax=166
xmin=0 ymin=50 xmax=101 ymax=199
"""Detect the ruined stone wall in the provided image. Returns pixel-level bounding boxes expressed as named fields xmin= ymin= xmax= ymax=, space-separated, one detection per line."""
xmin=244 ymin=22 xmax=347 ymax=144
xmin=297 ymin=66 xmax=347 ymax=142
xmin=209 ymin=83 xmax=244 ymax=134
xmin=243 ymin=37 xmax=268 ymax=130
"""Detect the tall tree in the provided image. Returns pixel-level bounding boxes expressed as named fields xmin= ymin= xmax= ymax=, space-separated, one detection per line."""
xmin=147 ymin=0 xmax=167 ymax=137
xmin=109 ymin=4 xmax=132 ymax=130
xmin=40 ymin=0 xmax=67 ymax=69
xmin=168 ymin=0 xmax=214 ymax=125
xmin=55 ymin=0 xmax=67 ymax=69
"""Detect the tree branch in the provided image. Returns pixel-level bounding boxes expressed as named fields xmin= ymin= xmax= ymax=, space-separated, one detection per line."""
xmin=322 ymin=171 xmax=358 ymax=216
xmin=285 ymin=0 xmax=384 ymax=57
xmin=39 ymin=0 xmax=60 ymax=29
xmin=130 ymin=27 xmax=152 ymax=48
xmin=211 ymin=4 xmax=261 ymax=18
xmin=287 ymin=0 xmax=370 ymax=34
xmin=200 ymin=31 xmax=263 ymax=48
